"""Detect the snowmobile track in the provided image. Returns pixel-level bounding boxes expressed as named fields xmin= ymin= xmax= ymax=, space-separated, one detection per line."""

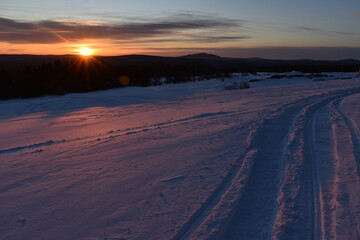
xmin=333 ymin=98 xmax=360 ymax=176
xmin=172 ymin=88 xmax=360 ymax=240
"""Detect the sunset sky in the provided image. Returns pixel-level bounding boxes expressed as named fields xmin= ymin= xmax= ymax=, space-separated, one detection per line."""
xmin=1 ymin=0 xmax=359 ymax=59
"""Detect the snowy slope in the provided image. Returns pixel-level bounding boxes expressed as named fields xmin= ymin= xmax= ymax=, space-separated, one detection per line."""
xmin=1 ymin=73 xmax=360 ymax=240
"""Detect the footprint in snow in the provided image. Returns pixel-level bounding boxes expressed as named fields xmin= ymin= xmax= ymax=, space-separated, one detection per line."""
xmin=30 ymin=149 xmax=44 ymax=154
xmin=160 ymin=192 xmax=168 ymax=204
xmin=16 ymin=218 xmax=26 ymax=227
xmin=162 ymin=176 xmax=185 ymax=183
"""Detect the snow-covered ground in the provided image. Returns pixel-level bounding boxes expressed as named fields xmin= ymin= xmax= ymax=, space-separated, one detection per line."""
xmin=1 ymin=72 xmax=360 ymax=240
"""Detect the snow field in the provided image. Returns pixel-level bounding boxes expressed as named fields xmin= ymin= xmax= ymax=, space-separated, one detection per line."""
xmin=1 ymin=73 xmax=360 ymax=239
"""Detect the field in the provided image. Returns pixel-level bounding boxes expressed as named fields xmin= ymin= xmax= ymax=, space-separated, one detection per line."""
xmin=1 ymin=72 xmax=360 ymax=239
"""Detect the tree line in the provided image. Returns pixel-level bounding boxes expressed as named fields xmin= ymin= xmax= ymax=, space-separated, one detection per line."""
xmin=0 ymin=56 xmax=230 ymax=100
xmin=0 ymin=55 xmax=358 ymax=100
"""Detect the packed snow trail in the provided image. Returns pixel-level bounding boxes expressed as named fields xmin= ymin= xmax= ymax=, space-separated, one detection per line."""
xmin=334 ymin=99 xmax=360 ymax=175
xmin=1 ymin=75 xmax=360 ymax=240
xmin=331 ymin=98 xmax=360 ymax=239
xmin=177 ymin=87 xmax=360 ymax=240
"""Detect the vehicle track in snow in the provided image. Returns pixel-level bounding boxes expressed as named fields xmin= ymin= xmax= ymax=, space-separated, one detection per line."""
xmin=262 ymin=91 xmax=360 ymax=240
xmin=172 ymin=87 xmax=360 ymax=240
xmin=298 ymin=95 xmax=360 ymax=240
xmin=0 ymin=110 xmax=239 ymax=155
xmin=304 ymin=98 xmax=325 ymax=240
xmin=333 ymin=98 xmax=360 ymax=175
xmin=173 ymin=96 xmax=316 ymax=240
xmin=331 ymin=98 xmax=360 ymax=239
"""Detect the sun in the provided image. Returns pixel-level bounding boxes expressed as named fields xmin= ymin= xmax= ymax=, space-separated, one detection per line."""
xmin=77 ymin=47 xmax=94 ymax=56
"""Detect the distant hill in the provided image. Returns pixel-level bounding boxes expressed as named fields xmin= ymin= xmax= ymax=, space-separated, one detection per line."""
xmin=180 ymin=53 xmax=223 ymax=60
xmin=0 ymin=53 xmax=359 ymax=73
xmin=0 ymin=53 xmax=359 ymax=100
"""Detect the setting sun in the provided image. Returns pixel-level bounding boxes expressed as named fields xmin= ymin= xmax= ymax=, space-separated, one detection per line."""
xmin=77 ymin=47 xmax=94 ymax=56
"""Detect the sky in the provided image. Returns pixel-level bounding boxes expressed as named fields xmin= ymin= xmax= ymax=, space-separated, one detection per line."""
xmin=1 ymin=0 xmax=360 ymax=59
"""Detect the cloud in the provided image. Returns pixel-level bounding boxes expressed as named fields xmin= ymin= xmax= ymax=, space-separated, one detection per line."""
xmin=114 ymin=35 xmax=250 ymax=45
xmin=0 ymin=15 xmax=243 ymax=44
xmin=333 ymin=31 xmax=356 ymax=36
xmin=192 ymin=36 xmax=250 ymax=43
xmin=6 ymin=48 xmax=25 ymax=52
xmin=297 ymin=26 xmax=319 ymax=32
xmin=296 ymin=25 xmax=355 ymax=36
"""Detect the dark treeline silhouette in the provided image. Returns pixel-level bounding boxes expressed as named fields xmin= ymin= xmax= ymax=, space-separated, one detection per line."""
xmin=0 ymin=57 xmax=118 ymax=99
xmin=0 ymin=53 xmax=359 ymax=100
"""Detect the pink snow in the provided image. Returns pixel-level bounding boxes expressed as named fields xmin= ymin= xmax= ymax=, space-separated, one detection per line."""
xmin=1 ymin=72 xmax=360 ymax=239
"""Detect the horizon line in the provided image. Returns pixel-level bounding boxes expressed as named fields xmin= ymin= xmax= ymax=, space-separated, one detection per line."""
xmin=0 ymin=52 xmax=359 ymax=62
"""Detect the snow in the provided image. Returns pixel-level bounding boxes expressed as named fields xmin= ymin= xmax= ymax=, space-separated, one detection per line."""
xmin=1 ymin=72 xmax=360 ymax=240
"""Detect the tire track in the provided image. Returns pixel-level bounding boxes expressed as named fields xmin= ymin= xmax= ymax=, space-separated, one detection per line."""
xmin=273 ymin=91 xmax=360 ymax=240
xmin=333 ymin=98 xmax=360 ymax=175
xmin=172 ymin=87 xmax=360 ymax=240
xmin=331 ymin=98 xmax=360 ymax=238
xmin=172 ymin=94 xmax=327 ymax=240
xmin=171 ymin=98 xmax=314 ymax=240
xmin=265 ymin=95 xmax=328 ymax=240
xmin=304 ymin=101 xmax=323 ymax=240
xmin=0 ymin=110 xmax=240 ymax=155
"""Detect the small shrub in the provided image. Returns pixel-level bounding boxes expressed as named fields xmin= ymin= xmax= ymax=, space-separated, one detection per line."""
xmin=239 ymin=81 xmax=250 ymax=89
xmin=224 ymin=83 xmax=237 ymax=90
xmin=268 ymin=74 xmax=307 ymax=79
xmin=249 ymin=79 xmax=261 ymax=82
xmin=224 ymin=81 xmax=250 ymax=90
xmin=268 ymin=74 xmax=287 ymax=79
xmin=150 ymin=77 xmax=163 ymax=86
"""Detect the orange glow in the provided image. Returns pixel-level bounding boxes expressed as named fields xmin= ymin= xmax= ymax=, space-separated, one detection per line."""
xmin=77 ymin=47 xmax=94 ymax=56
xmin=119 ymin=75 xmax=130 ymax=86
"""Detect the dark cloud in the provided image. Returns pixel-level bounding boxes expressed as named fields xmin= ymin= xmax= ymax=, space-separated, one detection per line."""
xmin=296 ymin=25 xmax=355 ymax=36
xmin=113 ymin=35 xmax=250 ymax=44
xmin=189 ymin=36 xmax=251 ymax=43
xmin=333 ymin=31 xmax=356 ymax=36
xmin=6 ymin=48 xmax=25 ymax=52
xmin=297 ymin=26 xmax=319 ymax=32
xmin=0 ymin=17 xmax=36 ymax=30
xmin=0 ymin=15 xmax=241 ymax=44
